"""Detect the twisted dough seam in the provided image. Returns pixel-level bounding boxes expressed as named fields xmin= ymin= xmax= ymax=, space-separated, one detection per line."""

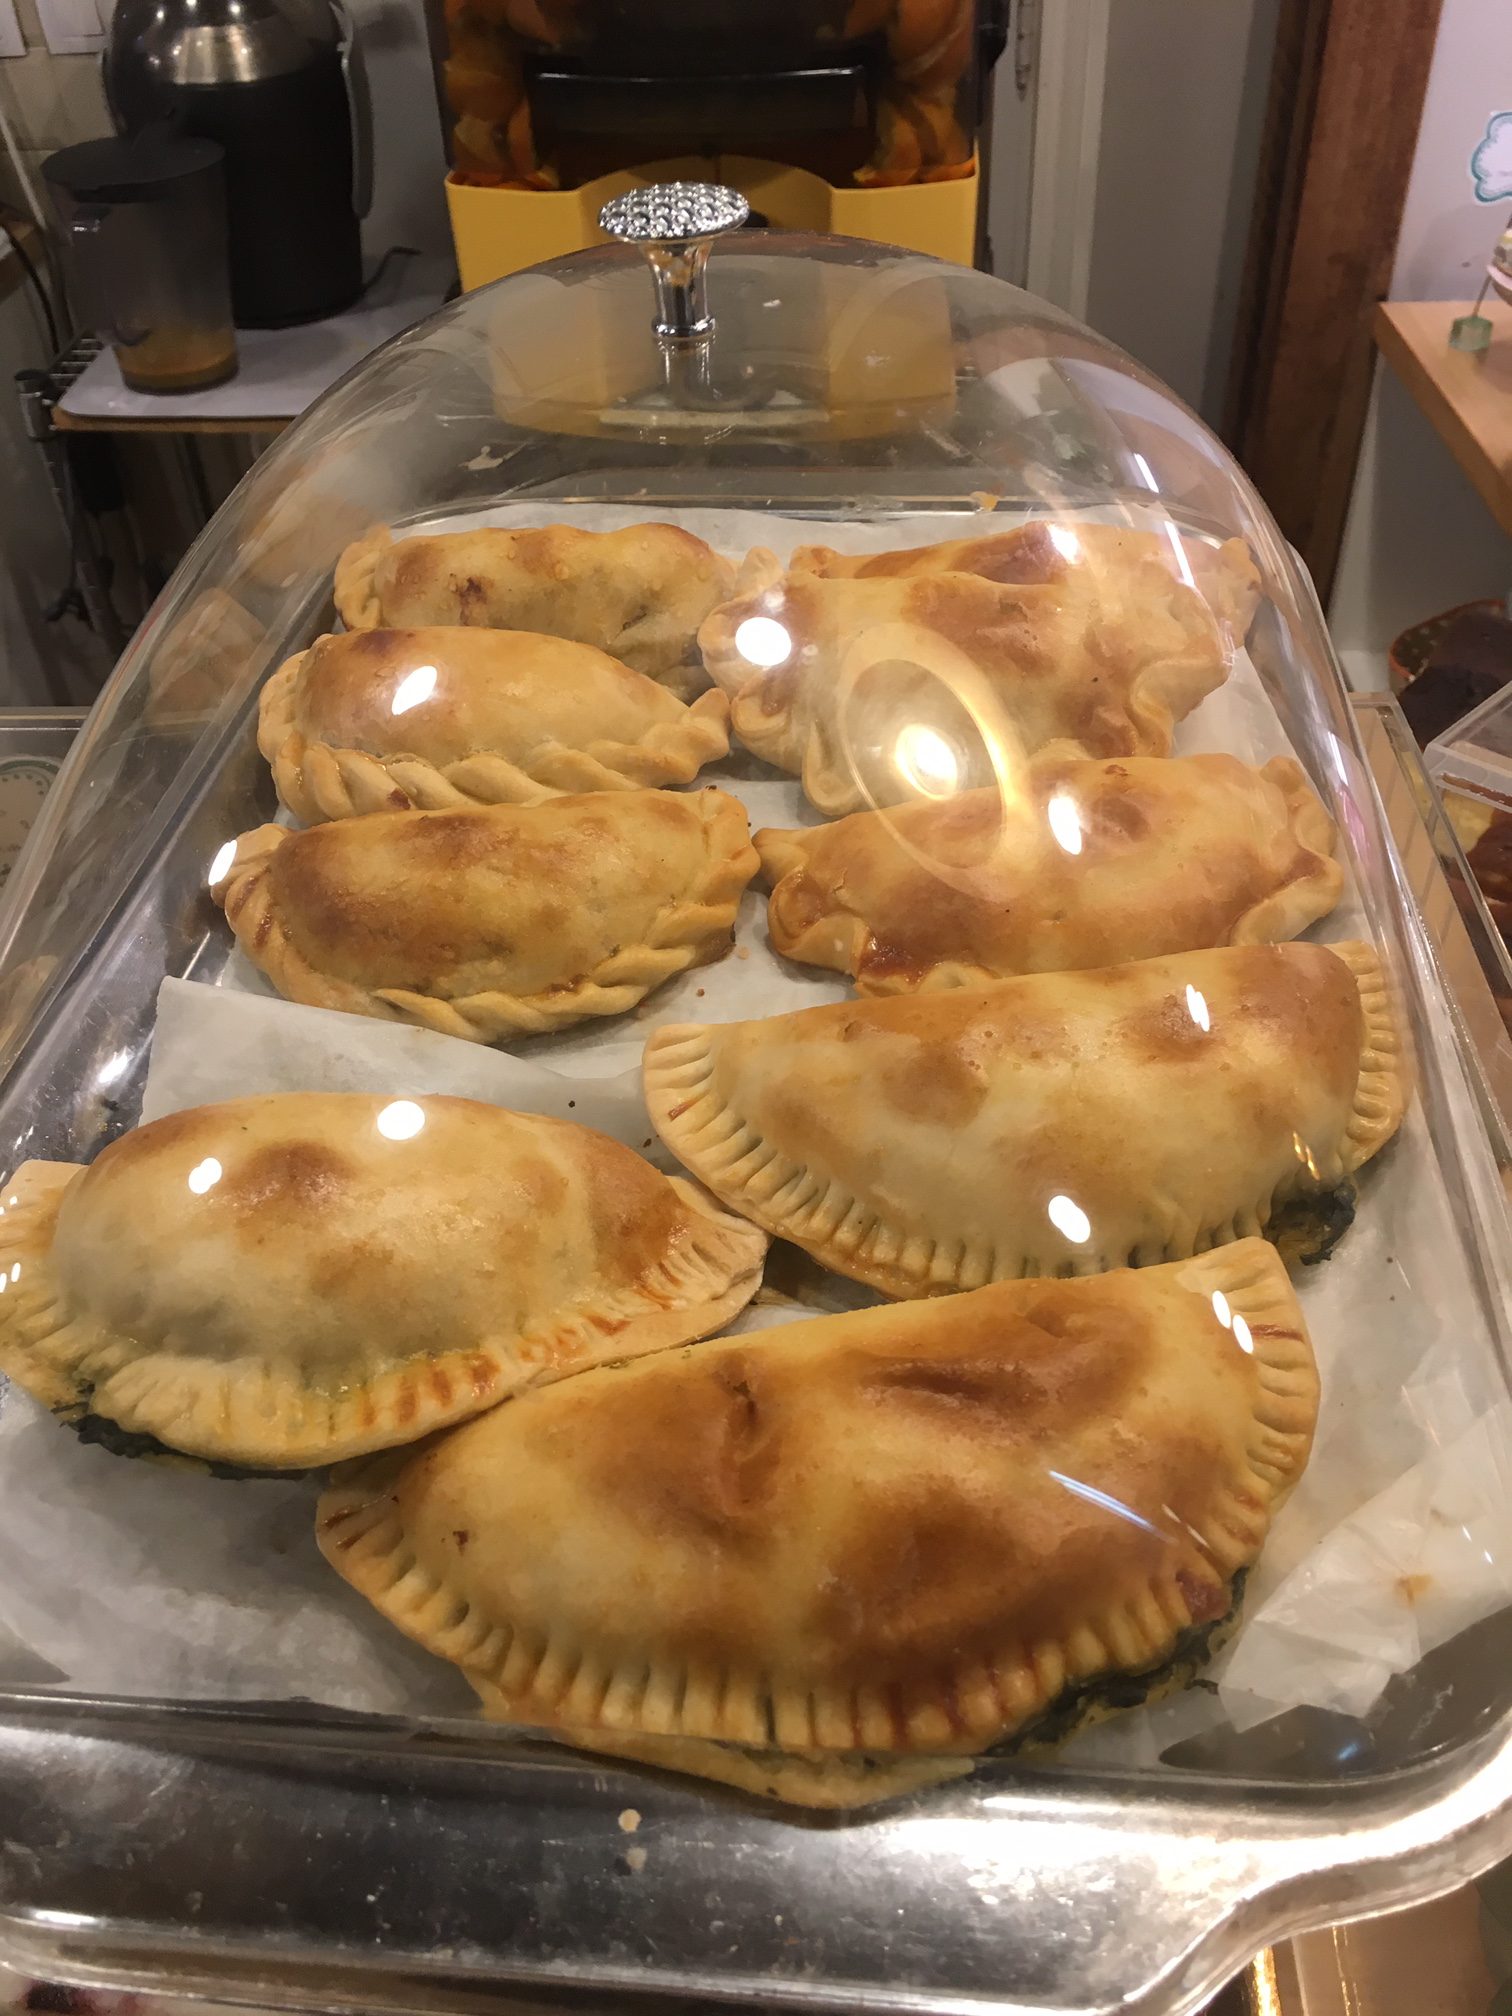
xmin=259 ymin=649 xmax=731 ymax=821
xmin=271 ymin=697 xmax=729 ymax=820
xmin=215 ymin=819 xmax=754 ymax=1042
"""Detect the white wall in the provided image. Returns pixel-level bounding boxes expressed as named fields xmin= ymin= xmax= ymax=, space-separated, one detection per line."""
xmin=1079 ymin=0 xmax=1280 ymax=425
xmin=1329 ymin=0 xmax=1512 ymax=681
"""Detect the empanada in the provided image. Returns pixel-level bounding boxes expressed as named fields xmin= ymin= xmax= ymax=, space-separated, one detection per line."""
xmin=0 ymin=1093 xmax=766 ymax=1470
xmin=334 ymin=523 xmax=734 ymax=697
xmin=757 ymin=753 xmax=1342 ymax=992
xmin=698 ymin=556 xmax=1232 ymax=816
xmin=318 ymin=1239 xmax=1317 ymax=1807
xmin=645 ymin=940 xmax=1405 ymax=1294
xmin=791 ymin=520 xmax=1261 ymax=644
xmin=213 ymin=788 xmax=758 ymax=1041
xmin=260 ymin=626 xmax=731 ymax=822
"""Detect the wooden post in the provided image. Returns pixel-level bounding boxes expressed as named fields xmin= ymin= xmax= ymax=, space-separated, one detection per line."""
xmin=1223 ymin=0 xmax=1445 ymax=602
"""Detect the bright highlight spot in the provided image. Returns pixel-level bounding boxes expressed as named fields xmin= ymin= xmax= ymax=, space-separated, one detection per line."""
xmin=1048 ymin=524 xmax=1081 ymax=563
xmin=187 ymin=1156 xmax=222 ymax=1195
xmin=1210 ymin=1287 xmax=1254 ymax=1353
xmin=1046 ymin=791 xmax=1082 ymax=855
xmin=7 ymin=1262 xmax=17 ymax=1282
xmin=391 ymin=664 xmax=437 ymax=715
xmin=733 ymin=616 xmax=791 ymax=669
xmin=1048 ymin=1193 xmax=1091 ymax=1245
xmin=1185 ymin=984 xmax=1210 ymax=1032
xmin=376 ymin=1098 xmax=426 ymax=1141
xmin=1049 ymin=1469 xmax=1162 ymax=1536
xmin=1162 ymin=521 xmax=1197 ymax=589
xmin=894 ymin=723 xmax=959 ymax=798
xmin=208 ymin=840 xmax=237 ymax=887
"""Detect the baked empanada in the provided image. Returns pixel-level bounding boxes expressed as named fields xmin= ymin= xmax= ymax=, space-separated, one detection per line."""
xmin=213 ymin=787 xmax=757 ymax=1041
xmin=334 ymin=523 xmax=734 ymax=697
xmin=0 ymin=1093 xmax=766 ymax=1470
xmin=318 ymin=1239 xmax=1317 ymax=1807
xmin=645 ymin=940 xmax=1404 ymax=1294
xmin=757 ymin=753 xmax=1342 ymax=992
xmin=260 ymin=627 xmax=731 ymax=822
xmin=790 ymin=520 xmax=1262 ymax=644
xmin=698 ymin=557 xmax=1232 ymax=816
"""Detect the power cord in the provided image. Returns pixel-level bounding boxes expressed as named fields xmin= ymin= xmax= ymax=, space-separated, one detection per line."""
xmin=1 ymin=218 xmax=61 ymax=355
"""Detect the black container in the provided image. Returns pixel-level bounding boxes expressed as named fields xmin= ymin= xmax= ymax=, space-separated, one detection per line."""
xmin=104 ymin=0 xmax=372 ymax=329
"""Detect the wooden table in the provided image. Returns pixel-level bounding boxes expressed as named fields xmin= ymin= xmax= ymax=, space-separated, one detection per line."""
xmin=1373 ymin=299 xmax=1512 ymax=538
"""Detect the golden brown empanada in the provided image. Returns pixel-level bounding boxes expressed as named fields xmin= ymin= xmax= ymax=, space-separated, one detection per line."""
xmin=698 ymin=556 xmax=1232 ymax=816
xmin=260 ymin=627 xmax=732 ymax=822
xmin=757 ymin=752 xmax=1342 ymax=992
xmin=213 ymin=787 xmax=758 ymax=1042
xmin=790 ymin=520 xmax=1262 ymax=644
xmin=318 ymin=1239 xmax=1317 ymax=1807
xmin=334 ymin=523 xmax=734 ymax=697
xmin=0 ymin=1093 xmax=766 ymax=1470
xmin=645 ymin=941 xmax=1405 ymax=1294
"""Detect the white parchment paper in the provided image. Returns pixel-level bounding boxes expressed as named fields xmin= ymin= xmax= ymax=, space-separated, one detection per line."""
xmin=2 ymin=503 xmax=1509 ymax=1776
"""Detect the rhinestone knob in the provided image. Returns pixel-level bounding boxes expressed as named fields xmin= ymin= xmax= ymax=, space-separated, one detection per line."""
xmin=598 ymin=181 xmax=750 ymax=343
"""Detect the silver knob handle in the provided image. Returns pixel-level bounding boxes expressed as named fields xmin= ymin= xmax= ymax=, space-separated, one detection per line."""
xmin=597 ymin=181 xmax=750 ymax=343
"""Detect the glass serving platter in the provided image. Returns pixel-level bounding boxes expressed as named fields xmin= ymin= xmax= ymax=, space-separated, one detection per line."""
xmin=0 ymin=226 xmax=1511 ymax=2016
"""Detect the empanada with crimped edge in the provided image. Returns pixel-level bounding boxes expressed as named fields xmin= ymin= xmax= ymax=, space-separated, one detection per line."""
xmin=317 ymin=1240 xmax=1317 ymax=1808
xmin=212 ymin=787 xmax=758 ymax=1042
xmin=0 ymin=1093 xmax=766 ymax=1470
xmin=334 ymin=523 xmax=733 ymax=698
xmin=645 ymin=940 xmax=1405 ymax=1295
xmin=789 ymin=519 xmax=1262 ymax=646
xmin=697 ymin=554 xmax=1233 ymax=817
xmin=259 ymin=626 xmax=731 ymax=822
xmin=756 ymin=752 xmax=1342 ymax=993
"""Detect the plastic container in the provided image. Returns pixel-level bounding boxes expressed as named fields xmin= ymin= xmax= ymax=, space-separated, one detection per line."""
xmin=2 ymin=220 xmax=1512 ymax=2016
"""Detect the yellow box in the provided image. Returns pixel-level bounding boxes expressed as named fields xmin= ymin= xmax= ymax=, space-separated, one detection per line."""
xmin=447 ymin=154 xmax=979 ymax=292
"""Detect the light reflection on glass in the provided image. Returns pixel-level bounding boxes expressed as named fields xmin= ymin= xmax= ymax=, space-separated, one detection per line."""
xmin=1292 ymin=1131 xmax=1320 ymax=1181
xmin=733 ymin=616 xmax=791 ymax=669
xmin=1185 ymin=984 xmax=1210 ymax=1032
xmin=1049 ymin=1469 xmax=1163 ymax=1537
xmin=0 ymin=1274 xmax=9 ymax=1294
xmin=1162 ymin=521 xmax=1197 ymax=589
xmin=1211 ymin=1289 xmax=1232 ymax=1329
xmin=187 ymin=1157 xmax=222 ymax=1195
xmin=1046 ymin=791 xmax=1082 ymax=856
xmin=894 ymin=723 xmax=960 ymax=798
xmin=1047 ymin=1193 xmax=1091 ymax=1244
xmin=376 ymin=1098 xmax=426 ymax=1141
xmin=1232 ymin=1315 xmax=1254 ymax=1355
xmin=1048 ymin=524 xmax=1081 ymax=563
xmin=207 ymin=840 xmax=237 ymax=887
xmin=95 ymin=1048 xmax=132 ymax=1089
xmin=390 ymin=664 xmax=437 ymax=716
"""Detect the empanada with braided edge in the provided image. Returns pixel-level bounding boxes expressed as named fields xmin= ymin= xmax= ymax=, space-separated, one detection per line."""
xmin=756 ymin=752 xmax=1342 ymax=992
xmin=334 ymin=523 xmax=732 ymax=698
xmin=260 ymin=627 xmax=731 ymax=821
xmin=213 ymin=788 xmax=758 ymax=1042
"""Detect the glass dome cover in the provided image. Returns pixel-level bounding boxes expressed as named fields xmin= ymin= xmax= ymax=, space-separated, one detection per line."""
xmin=0 ymin=220 xmax=1511 ymax=2016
